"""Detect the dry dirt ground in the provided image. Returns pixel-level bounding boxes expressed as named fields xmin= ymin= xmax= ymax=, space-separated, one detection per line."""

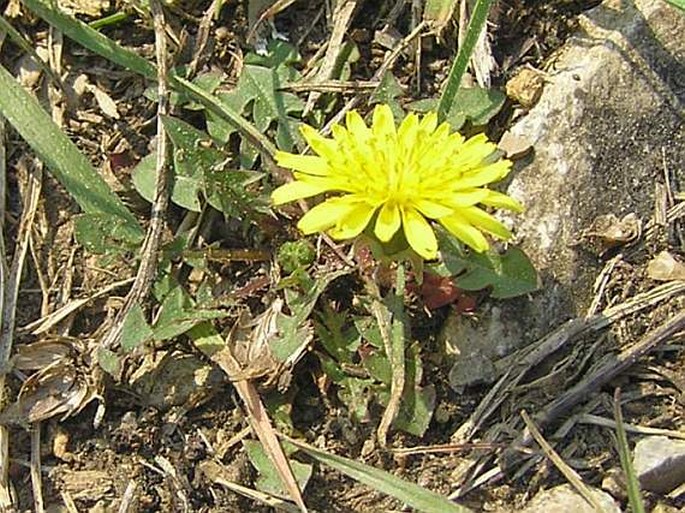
xmin=1 ymin=0 xmax=684 ymax=512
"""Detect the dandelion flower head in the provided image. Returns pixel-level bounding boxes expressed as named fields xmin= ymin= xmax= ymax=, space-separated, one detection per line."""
xmin=272 ymin=104 xmax=523 ymax=260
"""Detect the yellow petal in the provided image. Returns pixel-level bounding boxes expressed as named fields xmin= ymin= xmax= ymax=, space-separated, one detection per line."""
xmin=455 ymin=161 xmax=511 ymax=189
xmin=346 ymin=110 xmax=371 ymax=138
xmin=374 ymin=202 xmax=401 ymax=242
xmin=272 ymin=180 xmax=330 ymax=205
xmin=397 ymin=112 xmax=419 ymax=147
xmin=300 ymin=125 xmax=337 ymax=160
xmin=276 ymin=151 xmax=329 ymax=176
xmin=481 ymin=190 xmax=524 ymax=212
xmin=441 ymin=189 xmax=490 ymax=208
xmin=402 ymin=207 xmax=438 ymax=260
xmin=411 ymin=198 xmax=454 ymax=219
xmin=331 ymin=124 xmax=348 ymax=144
xmin=371 ymin=104 xmax=396 ymax=139
xmin=419 ymin=112 xmax=438 ymax=133
xmin=439 ymin=214 xmax=490 ymax=252
xmin=460 ymin=207 xmax=512 ymax=240
xmin=297 ymin=198 xmax=358 ymax=234
xmin=329 ymin=203 xmax=376 ymax=239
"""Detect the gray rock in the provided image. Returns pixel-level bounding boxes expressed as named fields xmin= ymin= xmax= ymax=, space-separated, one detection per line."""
xmin=520 ymin=484 xmax=621 ymax=513
xmin=633 ymin=435 xmax=685 ymax=494
xmin=440 ymin=305 xmax=523 ymax=390
xmin=499 ymin=0 xmax=685 ymax=335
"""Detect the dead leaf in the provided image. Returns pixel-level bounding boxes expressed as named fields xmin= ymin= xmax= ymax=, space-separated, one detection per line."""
xmin=88 ymin=84 xmax=120 ymax=119
xmin=647 ymin=251 xmax=685 ymax=281
xmin=0 ymin=362 xmax=95 ymax=425
xmin=579 ymin=212 xmax=642 ymax=253
xmin=228 ymin=299 xmax=311 ymax=388
xmin=0 ymin=339 xmax=100 ymax=425
xmin=12 ymin=337 xmax=83 ymax=371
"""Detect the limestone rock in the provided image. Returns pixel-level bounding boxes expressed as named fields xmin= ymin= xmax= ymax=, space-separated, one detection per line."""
xmin=500 ymin=0 xmax=685 ymax=335
xmin=520 ymin=484 xmax=621 ymax=513
xmin=633 ymin=435 xmax=685 ymax=494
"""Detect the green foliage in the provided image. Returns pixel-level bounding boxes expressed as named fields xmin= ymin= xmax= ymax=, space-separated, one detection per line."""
xmin=207 ymin=41 xmax=304 ymax=166
xmin=152 ymin=284 xmax=229 ymax=342
xmin=315 ymin=309 xmax=435 ymax=436
xmin=132 ymin=116 xmax=265 ymax=216
xmin=431 ymin=229 xmax=538 ymax=299
xmin=121 ymin=304 xmax=154 ymax=352
xmin=613 ymin=394 xmax=646 ymax=513
xmin=23 ymin=0 xmax=156 ymax=79
xmin=74 ymin=213 xmax=144 ymax=255
xmin=437 ymin=0 xmax=495 ymax=122
xmin=243 ymin=440 xmax=313 ymax=496
xmin=371 ymin=72 xmax=404 ymax=120
xmin=291 ymin=438 xmax=473 ymax=513
xmin=409 ymin=87 xmax=505 ymax=130
xmin=277 ymin=241 xmax=316 ymax=274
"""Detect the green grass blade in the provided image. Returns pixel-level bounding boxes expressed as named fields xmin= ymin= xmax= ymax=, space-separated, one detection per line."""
xmin=0 ymin=63 xmax=142 ymax=236
xmin=21 ymin=0 xmax=155 ymax=79
xmin=287 ymin=437 xmax=472 ymax=513
xmin=22 ymin=0 xmax=277 ymax=164
xmin=613 ymin=390 xmax=646 ymax=513
xmin=437 ymin=0 xmax=494 ymax=123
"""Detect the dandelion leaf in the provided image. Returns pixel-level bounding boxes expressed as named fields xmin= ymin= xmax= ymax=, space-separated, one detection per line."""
xmin=132 ymin=116 xmax=263 ymax=218
xmin=434 ymin=229 xmax=539 ymax=299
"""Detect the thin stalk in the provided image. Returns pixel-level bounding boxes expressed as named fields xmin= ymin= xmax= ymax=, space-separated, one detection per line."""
xmin=437 ymin=0 xmax=493 ymax=123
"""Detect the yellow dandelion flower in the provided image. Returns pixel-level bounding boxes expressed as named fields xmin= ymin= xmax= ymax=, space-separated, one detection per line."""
xmin=272 ymin=104 xmax=523 ymax=260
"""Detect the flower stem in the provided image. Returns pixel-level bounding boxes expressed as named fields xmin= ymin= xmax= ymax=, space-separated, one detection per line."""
xmin=437 ymin=0 xmax=494 ymax=123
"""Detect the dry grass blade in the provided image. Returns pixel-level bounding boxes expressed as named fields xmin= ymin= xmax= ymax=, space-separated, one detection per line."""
xmin=201 ymin=460 xmax=302 ymax=513
xmin=303 ymin=0 xmax=359 ymax=114
xmin=30 ymin=423 xmax=44 ymax=513
xmin=98 ymin=0 xmax=171 ymax=353
xmin=20 ymin=278 xmax=135 ymax=335
xmin=0 ymin=157 xmax=42 ymax=508
xmin=577 ymin=413 xmax=685 ymax=440
xmin=116 ymin=479 xmax=138 ymax=513
xmin=190 ymin=324 xmax=308 ymax=512
xmin=520 ymin=410 xmax=611 ymax=513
